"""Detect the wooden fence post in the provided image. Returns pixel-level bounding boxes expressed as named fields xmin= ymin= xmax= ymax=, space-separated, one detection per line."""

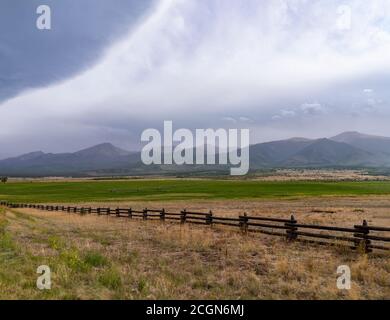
xmin=143 ymin=208 xmax=148 ymax=221
xmin=181 ymin=209 xmax=187 ymax=224
xmin=240 ymin=213 xmax=248 ymax=234
xmin=285 ymin=215 xmax=298 ymax=241
xmin=128 ymin=208 xmax=132 ymax=219
xmin=116 ymin=207 xmax=120 ymax=217
xmin=160 ymin=209 xmax=165 ymax=222
xmin=354 ymin=220 xmax=372 ymax=253
xmin=207 ymin=210 xmax=213 ymax=226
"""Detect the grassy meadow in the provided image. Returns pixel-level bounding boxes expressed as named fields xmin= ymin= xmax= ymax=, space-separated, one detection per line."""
xmin=1 ymin=179 xmax=389 ymax=300
xmin=0 ymin=207 xmax=388 ymax=299
xmin=2 ymin=179 xmax=390 ymax=203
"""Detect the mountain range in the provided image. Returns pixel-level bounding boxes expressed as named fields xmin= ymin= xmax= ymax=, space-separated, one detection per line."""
xmin=2 ymin=131 xmax=390 ymax=177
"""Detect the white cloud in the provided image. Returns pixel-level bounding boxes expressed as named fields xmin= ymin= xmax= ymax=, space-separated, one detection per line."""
xmin=239 ymin=116 xmax=252 ymax=122
xmin=272 ymin=102 xmax=326 ymax=120
xmin=280 ymin=110 xmax=296 ymax=117
xmin=300 ymin=103 xmax=326 ymax=115
xmin=221 ymin=117 xmax=237 ymax=123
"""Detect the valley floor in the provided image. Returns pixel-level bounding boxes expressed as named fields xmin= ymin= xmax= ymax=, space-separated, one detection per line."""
xmin=0 ymin=198 xmax=389 ymax=300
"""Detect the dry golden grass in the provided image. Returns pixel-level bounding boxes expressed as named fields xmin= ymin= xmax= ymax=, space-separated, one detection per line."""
xmin=44 ymin=196 xmax=390 ymax=227
xmin=0 ymin=199 xmax=389 ymax=300
xmin=7 ymin=169 xmax=390 ymax=183
xmin=257 ymin=169 xmax=390 ymax=181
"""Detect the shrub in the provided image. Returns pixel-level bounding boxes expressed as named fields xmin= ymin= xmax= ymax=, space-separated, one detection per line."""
xmin=60 ymin=249 xmax=88 ymax=272
xmin=98 ymin=268 xmax=122 ymax=290
xmin=83 ymin=251 xmax=108 ymax=268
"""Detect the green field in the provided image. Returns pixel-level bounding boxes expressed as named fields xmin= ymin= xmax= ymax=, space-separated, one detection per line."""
xmin=1 ymin=179 xmax=390 ymax=203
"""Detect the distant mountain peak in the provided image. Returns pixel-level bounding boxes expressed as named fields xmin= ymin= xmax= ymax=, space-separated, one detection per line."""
xmin=337 ymin=131 xmax=361 ymax=135
xmin=332 ymin=131 xmax=390 ymax=141
xmin=282 ymin=137 xmax=372 ymax=167
xmin=331 ymin=131 xmax=390 ymax=156
xmin=25 ymin=151 xmax=45 ymax=156
xmin=287 ymin=137 xmax=312 ymax=142
xmin=74 ymin=143 xmax=131 ymax=157
xmin=16 ymin=151 xmax=46 ymax=161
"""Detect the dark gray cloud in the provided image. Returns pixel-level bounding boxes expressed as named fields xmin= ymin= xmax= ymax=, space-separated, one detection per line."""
xmin=0 ymin=0 xmax=153 ymax=102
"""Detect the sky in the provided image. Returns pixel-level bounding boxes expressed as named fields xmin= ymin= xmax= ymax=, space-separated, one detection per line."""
xmin=1 ymin=0 xmax=390 ymax=158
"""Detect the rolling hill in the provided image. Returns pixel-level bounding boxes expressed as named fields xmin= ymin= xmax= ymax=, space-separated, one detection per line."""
xmin=0 ymin=143 xmax=141 ymax=176
xmin=331 ymin=131 xmax=390 ymax=155
xmin=280 ymin=138 xmax=373 ymax=167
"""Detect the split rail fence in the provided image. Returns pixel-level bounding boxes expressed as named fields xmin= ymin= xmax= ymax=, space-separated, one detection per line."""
xmin=1 ymin=201 xmax=390 ymax=253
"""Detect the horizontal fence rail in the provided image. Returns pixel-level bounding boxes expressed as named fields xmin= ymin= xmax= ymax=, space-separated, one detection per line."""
xmin=1 ymin=201 xmax=390 ymax=253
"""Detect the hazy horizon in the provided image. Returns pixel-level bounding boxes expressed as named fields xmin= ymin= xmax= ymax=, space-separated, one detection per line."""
xmin=1 ymin=129 xmax=388 ymax=160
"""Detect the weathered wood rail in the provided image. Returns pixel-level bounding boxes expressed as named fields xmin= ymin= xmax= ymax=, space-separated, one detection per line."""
xmin=1 ymin=201 xmax=389 ymax=253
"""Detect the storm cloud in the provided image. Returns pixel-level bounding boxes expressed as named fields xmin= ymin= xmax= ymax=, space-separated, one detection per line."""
xmin=1 ymin=0 xmax=390 ymax=158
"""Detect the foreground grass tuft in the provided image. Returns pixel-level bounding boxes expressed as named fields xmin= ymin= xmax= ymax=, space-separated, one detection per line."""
xmin=98 ymin=268 xmax=122 ymax=290
xmin=84 ymin=251 xmax=109 ymax=268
